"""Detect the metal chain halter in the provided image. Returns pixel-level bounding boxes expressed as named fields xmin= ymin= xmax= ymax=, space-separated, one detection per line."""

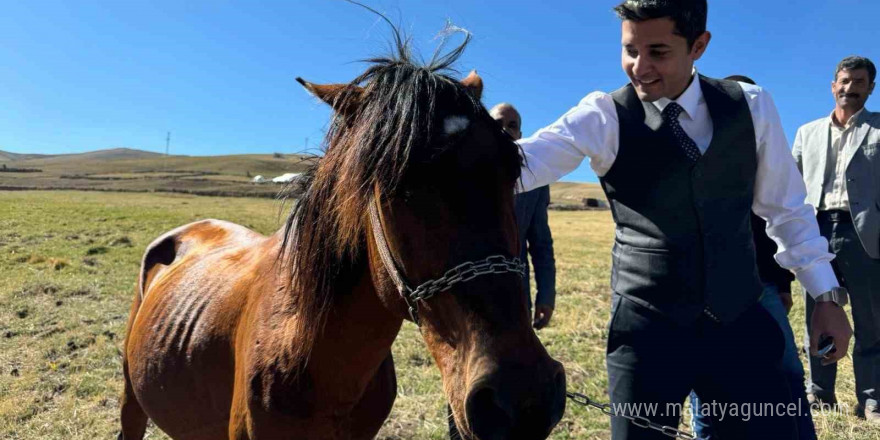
xmin=368 ymin=201 xmax=526 ymax=326
xmin=567 ymin=392 xmax=698 ymax=439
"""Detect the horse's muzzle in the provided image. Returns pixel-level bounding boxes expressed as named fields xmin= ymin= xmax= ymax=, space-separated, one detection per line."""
xmin=465 ymin=359 xmax=566 ymax=440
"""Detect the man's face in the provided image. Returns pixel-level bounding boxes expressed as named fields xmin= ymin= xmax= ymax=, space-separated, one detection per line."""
xmin=832 ymin=68 xmax=875 ymax=112
xmin=621 ymin=18 xmax=710 ymax=102
xmin=491 ymin=106 xmax=522 ymax=140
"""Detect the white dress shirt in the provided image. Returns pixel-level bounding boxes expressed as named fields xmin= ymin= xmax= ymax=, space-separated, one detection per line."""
xmin=517 ymin=75 xmax=839 ymax=298
xmin=819 ymin=108 xmax=864 ymax=211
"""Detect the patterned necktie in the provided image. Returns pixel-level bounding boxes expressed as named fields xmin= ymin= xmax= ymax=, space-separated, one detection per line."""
xmin=661 ymin=102 xmax=701 ymax=162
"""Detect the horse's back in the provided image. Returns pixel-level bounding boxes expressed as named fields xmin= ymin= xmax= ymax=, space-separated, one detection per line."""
xmin=138 ymin=219 xmax=268 ymax=300
xmin=124 ymin=219 xmax=278 ymax=439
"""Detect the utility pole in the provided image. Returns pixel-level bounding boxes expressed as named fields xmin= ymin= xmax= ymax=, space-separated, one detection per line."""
xmin=164 ymin=132 xmax=171 ymax=172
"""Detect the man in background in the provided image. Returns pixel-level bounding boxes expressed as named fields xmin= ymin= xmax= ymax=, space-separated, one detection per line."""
xmin=490 ymin=102 xmax=557 ymax=330
xmin=793 ymin=56 xmax=880 ymax=423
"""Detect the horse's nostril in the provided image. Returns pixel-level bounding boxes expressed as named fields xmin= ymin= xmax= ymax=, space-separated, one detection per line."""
xmin=466 ymin=384 xmax=513 ymax=440
xmin=554 ymin=369 xmax=566 ymax=394
xmin=551 ymin=365 xmax=567 ymax=425
xmin=553 ymin=361 xmax=567 ymax=392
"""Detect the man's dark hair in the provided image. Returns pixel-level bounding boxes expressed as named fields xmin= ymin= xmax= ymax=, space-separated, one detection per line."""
xmin=613 ymin=0 xmax=708 ymax=48
xmin=725 ymin=75 xmax=756 ymax=86
xmin=835 ymin=56 xmax=876 ymax=83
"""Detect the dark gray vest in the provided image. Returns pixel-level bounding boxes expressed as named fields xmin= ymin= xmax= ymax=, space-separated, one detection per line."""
xmin=601 ymin=76 xmax=763 ymax=324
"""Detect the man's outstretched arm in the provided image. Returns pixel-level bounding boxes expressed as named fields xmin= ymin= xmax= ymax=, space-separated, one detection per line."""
xmin=742 ymin=83 xmax=851 ymax=364
xmin=517 ymin=92 xmax=620 ymax=192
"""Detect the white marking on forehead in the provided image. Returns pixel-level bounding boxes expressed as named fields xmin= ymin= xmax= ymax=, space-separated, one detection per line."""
xmin=443 ymin=115 xmax=470 ymax=136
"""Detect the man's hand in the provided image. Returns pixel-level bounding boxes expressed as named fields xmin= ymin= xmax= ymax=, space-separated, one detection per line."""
xmin=533 ymin=305 xmax=554 ymax=330
xmin=809 ymin=302 xmax=853 ymax=365
xmin=780 ymin=290 xmax=793 ymax=315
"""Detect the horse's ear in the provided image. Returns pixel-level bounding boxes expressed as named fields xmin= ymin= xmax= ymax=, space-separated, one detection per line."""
xmin=296 ymin=77 xmax=364 ymax=115
xmin=461 ymin=70 xmax=483 ymax=100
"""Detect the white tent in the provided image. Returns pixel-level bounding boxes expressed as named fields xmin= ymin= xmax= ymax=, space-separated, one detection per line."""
xmin=252 ymin=175 xmax=266 ymax=183
xmin=272 ymin=173 xmax=301 ymax=184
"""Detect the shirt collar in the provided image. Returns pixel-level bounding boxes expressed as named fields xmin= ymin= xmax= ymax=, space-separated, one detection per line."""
xmin=829 ymin=107 xmax=866 ymax=129
xmin=651 ymin=68 xmax=702 ymax=120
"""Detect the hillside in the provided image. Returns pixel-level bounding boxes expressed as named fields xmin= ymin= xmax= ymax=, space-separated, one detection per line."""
xmin=549 ymin=181 xmax=605 ymax=205
xmin=0 ymin=148 xmax=164 ymax=163
xmin=0 ymin=148 xmax=313 ymax=198
xmin=0 ymin=147 xmax=601 ymax=201
xmin=55 ymin=147 xmax=165 ymax=161
xmin=0 ymin=150 xmax=51 ymax=162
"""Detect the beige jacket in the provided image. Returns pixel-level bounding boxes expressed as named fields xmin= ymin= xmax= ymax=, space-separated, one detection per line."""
xmin=793 ymin=109 xmax=880 ymax=259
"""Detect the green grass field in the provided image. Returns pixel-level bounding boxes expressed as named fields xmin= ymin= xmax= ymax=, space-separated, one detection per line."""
xmin=0 ymin=191 xmax=873 ymax=439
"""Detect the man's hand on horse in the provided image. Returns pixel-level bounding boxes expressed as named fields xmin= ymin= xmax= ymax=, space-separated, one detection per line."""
xmin=533 ymin=305 xmax=554 ymax=330
xmin=809 ymin=302 xmax=853 ymax=366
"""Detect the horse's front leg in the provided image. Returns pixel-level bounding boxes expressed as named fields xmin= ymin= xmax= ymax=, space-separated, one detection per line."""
xmin=350 ymin=353 xmax=397 ymax=440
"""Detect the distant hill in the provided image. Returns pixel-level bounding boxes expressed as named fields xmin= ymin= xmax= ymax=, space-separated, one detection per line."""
xmin=65 ymin=148 xmax=166 ymax=161
xmin=0 ymin=147 xmax=602 ymax=202
xmin=0 ymin=148 xmax=311 ymax=175
xmin=0 ymin=147 xmax=315 ymax=198
xmin=549 ymin=181 xmax=605 ymax=205
xmin=0 ymin=150 xmax=51 ymax=162
xmin=0 ymin=147 xmax=163 ymax=163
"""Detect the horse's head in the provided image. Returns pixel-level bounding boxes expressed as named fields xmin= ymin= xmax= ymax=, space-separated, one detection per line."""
xmin=292 ymin=37 xmax=565 ymax=437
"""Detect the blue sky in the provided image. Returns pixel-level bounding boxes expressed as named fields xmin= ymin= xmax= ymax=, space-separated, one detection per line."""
xmin=2 ymin=1 xmax=878 ymax=183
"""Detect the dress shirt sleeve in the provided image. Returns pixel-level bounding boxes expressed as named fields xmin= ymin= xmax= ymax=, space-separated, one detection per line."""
xmin=740 ymin=83 xmax=839 ymax=298
xmin=517 ymin=92 xmax=619 ymax=192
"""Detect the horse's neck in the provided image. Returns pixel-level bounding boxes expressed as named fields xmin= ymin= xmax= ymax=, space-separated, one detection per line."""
xmin=304 ymin=262 xmax=402 ymax=399
xmin=262 ymin=230 xmax=402 ymax=407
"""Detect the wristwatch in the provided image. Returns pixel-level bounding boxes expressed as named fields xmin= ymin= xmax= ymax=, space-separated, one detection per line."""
xmin=815 ymin=286 xmax=849 ymax=307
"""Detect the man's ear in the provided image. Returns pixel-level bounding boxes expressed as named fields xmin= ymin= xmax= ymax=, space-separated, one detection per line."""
xmin=690 ymin=31 xmax=712 ymax=61
xmin=461 ymin=70 xmax=483 ymax=100
xmin=296 ymin=77 xmax=364 ymax=115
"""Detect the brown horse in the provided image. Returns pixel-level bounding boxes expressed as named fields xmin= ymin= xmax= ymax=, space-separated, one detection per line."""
xmin=119 ymin=34 xmax=566 ymax=440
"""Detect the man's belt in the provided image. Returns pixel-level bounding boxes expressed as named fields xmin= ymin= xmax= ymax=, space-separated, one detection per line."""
xmin=817 ymin=210 xmax=852 ymax=223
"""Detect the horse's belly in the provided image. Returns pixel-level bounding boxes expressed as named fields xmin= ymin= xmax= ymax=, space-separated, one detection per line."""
xmin=128 ymin=283 xmax=240 ymax=437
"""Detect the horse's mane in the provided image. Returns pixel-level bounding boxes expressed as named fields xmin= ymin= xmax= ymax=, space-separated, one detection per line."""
xmin=277 ymin=25 xmax=492 ymax=368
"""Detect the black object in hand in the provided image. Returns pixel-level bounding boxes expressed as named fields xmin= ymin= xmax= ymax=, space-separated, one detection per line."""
xmin=817 ymin=335 xmax=836 ymax=357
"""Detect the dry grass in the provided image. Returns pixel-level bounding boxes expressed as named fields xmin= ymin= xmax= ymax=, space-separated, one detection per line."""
xmin=0 ymin=191 xmax=872 ymax=439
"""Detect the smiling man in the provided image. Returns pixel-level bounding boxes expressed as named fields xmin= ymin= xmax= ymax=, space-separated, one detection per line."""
xmin=793 ymin=56 xmax=880 ymax=424
xmin=516 ymin=1 xmax=852 ymax=438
